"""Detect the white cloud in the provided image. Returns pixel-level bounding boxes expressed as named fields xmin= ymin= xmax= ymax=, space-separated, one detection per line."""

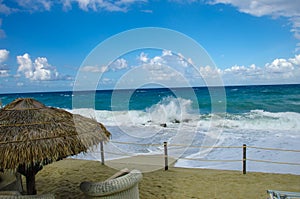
xmin=209 ymin=0 xmax=300 ymax=45
xmin=0 ymin=70 xmax=9 ymax=77
xmin=0 ymin=19 xmax=6 ymax=38
xmin=0 ymin=1 xmax=14 ymax=14
xmin=81 ymin=65 xmax=107 ymax=73
xmin=289 ymin=54 xmax=300 ymax=65
xmin=187 ymin=58 xmax=194 ymax=65
xmin=224 ymin=64 xmax=262 ymax=76
xmin=220 ymin=54 xmax=300 ymax=84
xmin=162 ymin=49 xmax=172 ymax=57
xmin=17 ymin=53 xmax=60 ymax=81
xmin=140 ymin=50 xmax=192 ymax=69
xmin=62 ymin=0 xmax=145 ymax=12
xmin=265 ymin=58 xmax=294 ymax=74
xmin=199 ymin=65 xmax=222 ymax=78
xmin=17 ymin=53 xmax=34 ymax=79
xmin=0 ymin=49 xmax=9 ymax=77
xmin=110 ymin=58 xmax=128 ymax=71
xmin=0 ymin=0 xmax=145 ymax=14
xmin=150 ymin=56 xmax=165 ymax=66
xmin=82 ymin=58 xmax=128 ymax=73
xmin=209 ymin=0 xmax=300 ymax=17
xmin=0 ymin=49 xmax=9 ymax=63
xmin=139 ymin=52 xmax=148 ymax=63
xmin=136 ymin=50 xmax=197 ymax=84
xmin=141 ymin=63 xmax=183 ymax=83
xmin=16 ymin=0 xmax=52 ymax=11
xmin=80 ymin=58 xmax=127 ymax=73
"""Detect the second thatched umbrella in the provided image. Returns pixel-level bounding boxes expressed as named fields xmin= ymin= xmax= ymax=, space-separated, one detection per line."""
xmin=0 ymin=98 xmax=110 ymax=195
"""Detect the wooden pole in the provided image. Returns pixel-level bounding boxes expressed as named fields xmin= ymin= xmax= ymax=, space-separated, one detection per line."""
xmin=26 ymin=170 xmax=36 ymax=195
xmin=243 ymin=144 xmax=247 ymax=174
xmin=100 ymin=141 xmax=105 ymax=165
xmin=18 ymin=163 xmax=42 ymax=195
xmin=164 ymin=142 xmax=168 ymax=171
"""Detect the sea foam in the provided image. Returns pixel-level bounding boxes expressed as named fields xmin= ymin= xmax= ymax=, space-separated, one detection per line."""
xmin=70 ymin=96 xmax=300 ymax=175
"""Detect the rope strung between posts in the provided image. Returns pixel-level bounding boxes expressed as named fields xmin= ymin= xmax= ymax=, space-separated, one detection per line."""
xmin=168 ymin=143 xmax=242 ymax=149
xmin=105 ymin=141 xmax=300 ymax=168
xmin=103 ymin=150 xmax=167 ymax=158
xmin=110 ymin=140 xmax=242 ymax=149
xmin=110 ymin=140 xmax=162 ymax=147
xmin=104 ymin=151 xmax=133 ymax=157
xmin=110 ymin=140 xmax=300 ymax=152
xmin=247 ymin=159 xmax=300 ymax=166
xmin=247 ymin=146 xmax=300 ymax=152
xmin=179 ymin=157 xmax=241 ymax=162
xmin=104 ymin=150 xmax=241 ymax=163
xmin=98 ymin=142 xmax=300 ymax=174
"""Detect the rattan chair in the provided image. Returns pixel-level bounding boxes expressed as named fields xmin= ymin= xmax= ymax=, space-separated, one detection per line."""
xmin=0 ymin=192 xmax=55 ymax=199
xmin=80 ymin=169 xmax=142 ymax=199
xmin=267 ymin=190 xmax=300 ymax=199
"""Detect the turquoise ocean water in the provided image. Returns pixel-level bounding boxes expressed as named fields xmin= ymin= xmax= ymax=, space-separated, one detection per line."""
xmin=1 ymin=84 xmax=299 ymax=113
xmin=1 ymin=84 xmax=300 ymax=174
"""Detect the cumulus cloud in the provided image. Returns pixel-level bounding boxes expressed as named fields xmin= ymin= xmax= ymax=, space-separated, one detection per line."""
xmin=62 ymin=0 xmax=146 ymax=12
xmin=0 ymin=0 xmax=52 ymax=13
xmin=81 ymin=65 xmax=107 ymax=73
xmin=0 ymin=49 xmax=9 ymax=77
xmin=265 ymin=59 xmax=294 ymax=73
xmin=110 ymin=58 xmax=128 ymax=71
xmin=263 ymin=55 xmax=300 ymax=80
xmin=139 ymin=52 xmax=148 ymax=63
xmin=0 ymin=0 xmax=145 ymax=14
xmin=224 ymin=64 xmax=261 ymax=76
xmin=162 ymin=49 xmax=172 ymax=57
xmin=209 ymin=0 xmax=300 ymax=17
xmin=199 ymin=65 xmax=222 ymax=78
xmin=208 ymin=0 xmax=300 ymax=44
xmin=149 ymin=56 xmax=165 ymax=66
xmin=0 ymin=1 xmax=14 ymax=14
xmin=0 ymin=49 xmax=9 ymax=63
xmin=17 ymin=0 xmax=52 ymax=11
xmin=220 ymin=54 xmax=300 ymax=84
xmin=139 ymin=50 xmax=192 ymax=69
xmin=16 ymin=53 xmax=61 ymax=81
xmin=81 ymin=58 xmax=128 ymax=73
xmin=136 ymin=50 xmax=198 ymax=84
xmin=0 ymin=70 xmax=9 ymax=77
xmin=0 ymin=19 xmax=6 ymax=38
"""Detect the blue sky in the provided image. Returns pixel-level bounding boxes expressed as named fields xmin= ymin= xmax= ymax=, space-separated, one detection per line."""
xmin=0 ymin=0 xmax=300 ymax=93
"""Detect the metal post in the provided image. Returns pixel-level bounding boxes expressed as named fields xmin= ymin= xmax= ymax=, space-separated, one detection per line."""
xmin=243 ymin=144 xmax=247 ymax=174
xmin=164 ymin=142 xmax=168 ymax=170
xmin=100 ymin=141 xmax=105 ymax=165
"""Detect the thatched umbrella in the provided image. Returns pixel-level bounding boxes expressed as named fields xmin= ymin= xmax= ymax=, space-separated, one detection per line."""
xmin=0 ymin=98 xmax=110 ymax=195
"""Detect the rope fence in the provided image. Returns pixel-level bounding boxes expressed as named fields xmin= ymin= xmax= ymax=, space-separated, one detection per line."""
xmin=97 ymin=140 xmax=300 ymax=174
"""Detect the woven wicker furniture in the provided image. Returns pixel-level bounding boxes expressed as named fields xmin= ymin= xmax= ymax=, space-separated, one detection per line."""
xmin=267 ymin=190 xmax=300 ymax=199
xmin=0 ymin=192 xmax=55 ymax=199
xmin=80 ymin=169 xmax=142 ymax=199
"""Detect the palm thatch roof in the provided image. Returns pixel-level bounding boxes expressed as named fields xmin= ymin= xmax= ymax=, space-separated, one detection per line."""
xmin=0 ymin=98 xmax=110 ymax=170
xmin=0 ymin=98 xmax=110 ymax=169
xmin=0 ymin=98 xmax=111 ymax=194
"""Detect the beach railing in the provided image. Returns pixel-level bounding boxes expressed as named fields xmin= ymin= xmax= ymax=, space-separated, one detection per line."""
xmin=99 ymin=141 xmax=300 ymax=174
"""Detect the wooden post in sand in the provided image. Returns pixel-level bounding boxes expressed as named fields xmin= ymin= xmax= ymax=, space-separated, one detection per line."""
xmin=164 ymin=142 xmax=168 ymax=170
xmin=243 ymin=144 xmax=247 ymax=174
xmin=100 ymin=141 xmax=105 ymax=165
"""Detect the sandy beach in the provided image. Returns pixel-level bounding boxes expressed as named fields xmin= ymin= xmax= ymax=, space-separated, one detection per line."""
xmin=27 ymin=158 xmax=300 ymax=199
